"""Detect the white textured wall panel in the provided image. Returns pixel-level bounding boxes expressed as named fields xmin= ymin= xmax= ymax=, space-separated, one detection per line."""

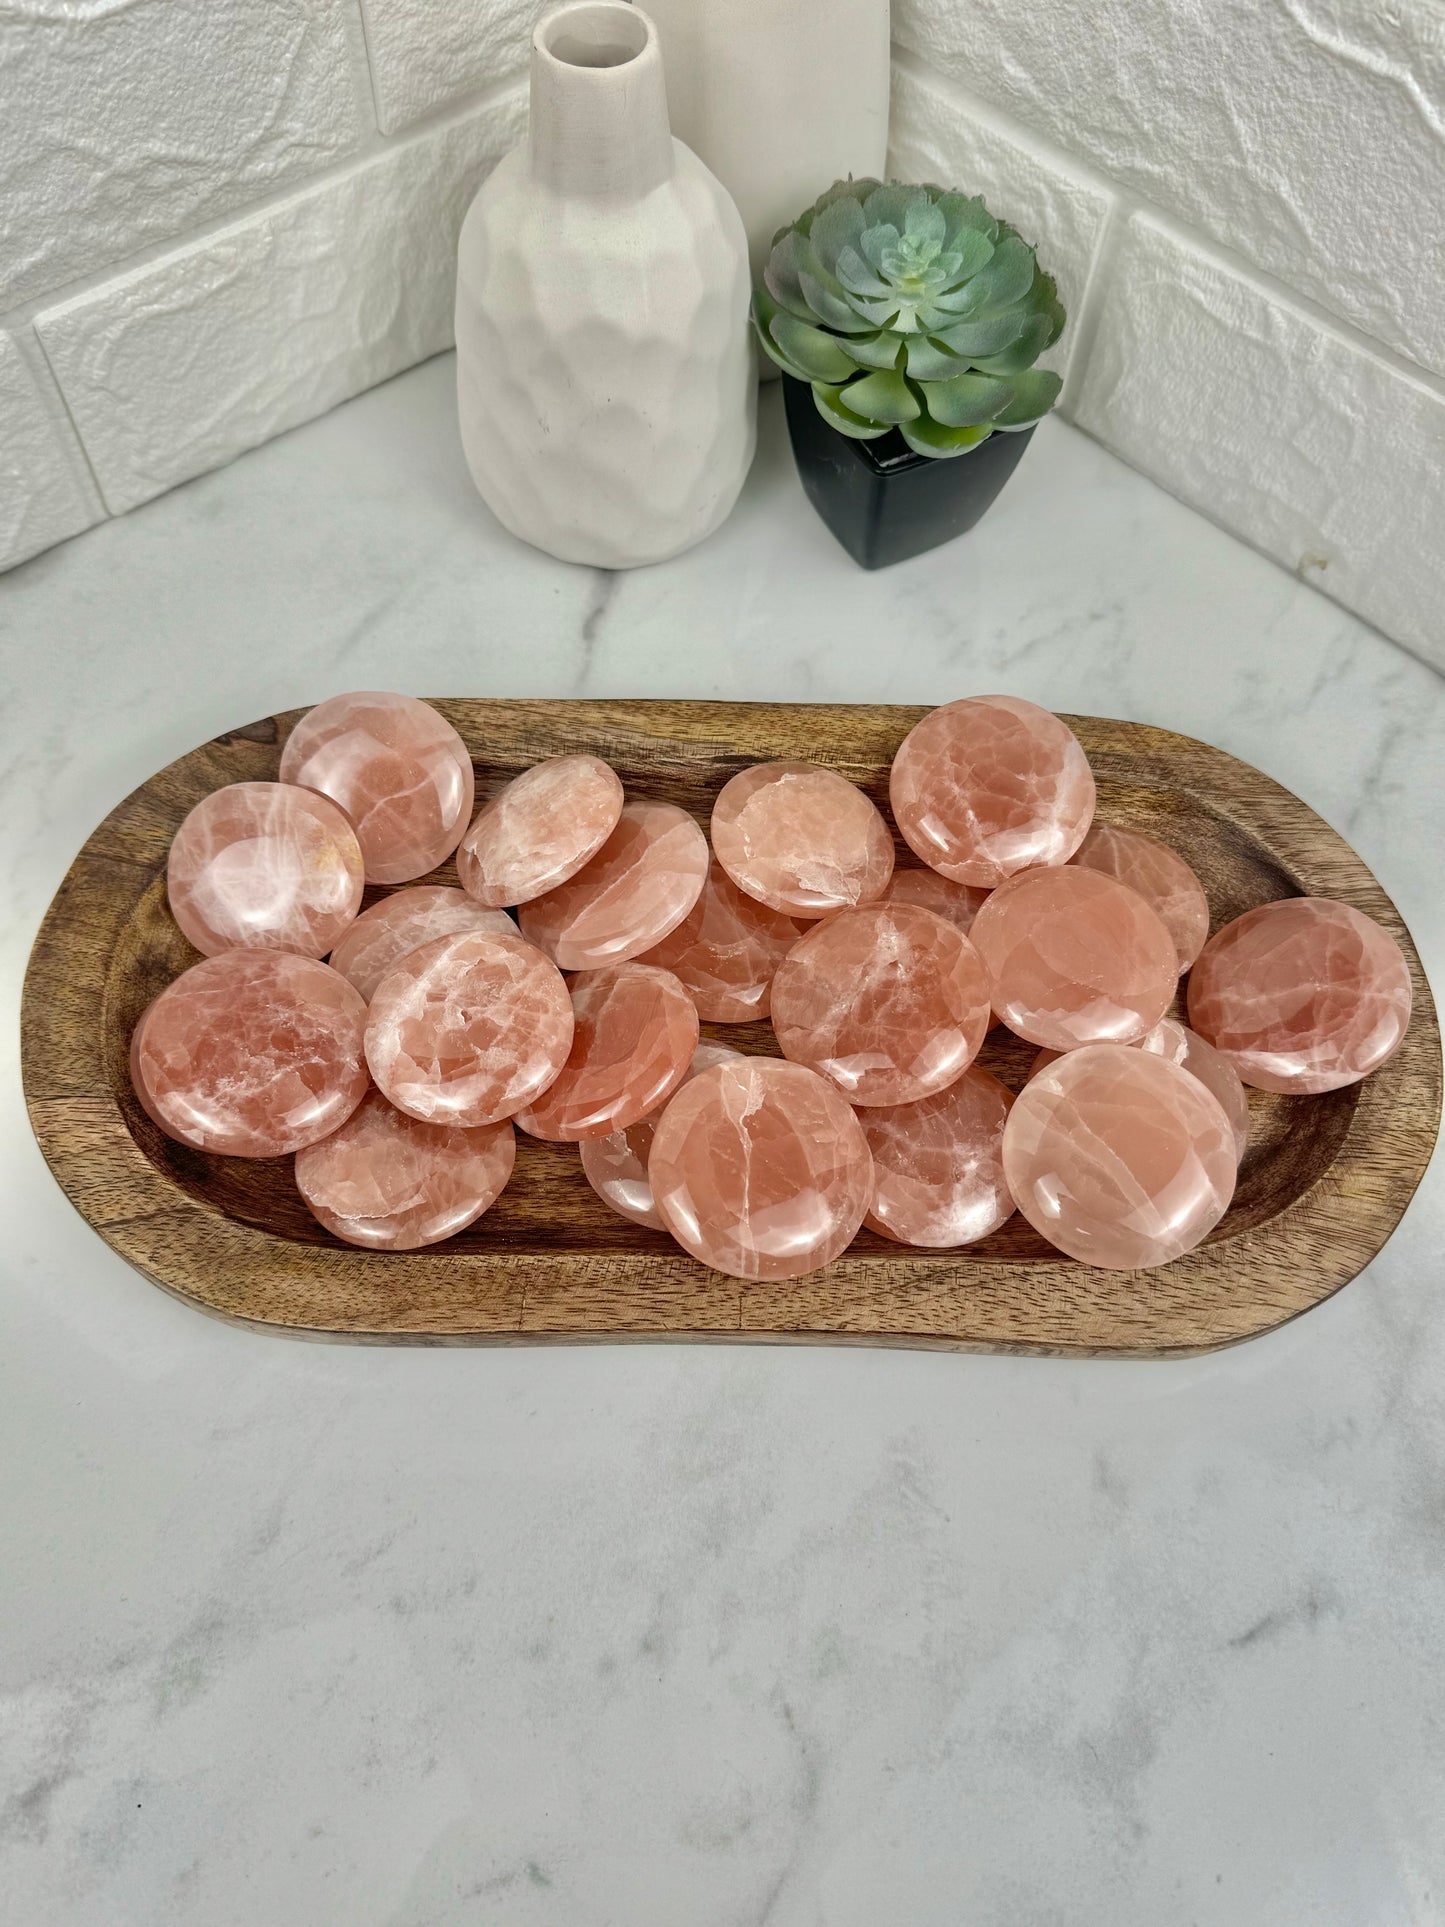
xmin=0 ymin=333 xmax=98 ymax=571
xmin=360 ymin=0 xmax=544 ymax=132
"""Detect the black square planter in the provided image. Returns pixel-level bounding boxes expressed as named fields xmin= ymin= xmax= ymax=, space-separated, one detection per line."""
xmin=781 ymin=374 xmax=1037 ymax=571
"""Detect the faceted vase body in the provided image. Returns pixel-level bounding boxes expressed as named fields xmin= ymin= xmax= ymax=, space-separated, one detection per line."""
xmin=455 ymin=2 xmax=756 ymax=569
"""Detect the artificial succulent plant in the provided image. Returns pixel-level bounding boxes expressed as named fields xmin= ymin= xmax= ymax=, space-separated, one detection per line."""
xmin=754 ymin=178 xmax=1066 ymax=458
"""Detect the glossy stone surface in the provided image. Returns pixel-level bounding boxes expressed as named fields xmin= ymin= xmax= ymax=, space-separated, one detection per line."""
xmin=862 ymin=1067 xmax=1016 ymax=1248
xmin=517 ymin=800 xmax=709 ymax=970
xmin=771 ymin=903 xmax=991 ymax=1106
xmin=1071 ymin=820 xmax=1210 ymax=970
xmin=889 ymin=694 xmax=1096 ymax=887
xmin=457 ymin=755 xmax=624 ymax=908
xmin=294 ymin=1089 xmax=515 ymax=1250
xmin=328 ymin=886 xmax=515 ymax=1002
xmin=130 ymin=951 xmax=368 ymax=1157
xmin=514 ymin=963 xmax=700 ymax=1142
xmin=580 ymin=1043 xmax=742 ymax=1231
xmin=971 ymin=865 xmax=1178 ymax=1050
xmin=637 ymin=859 xmax=804 ymax=1021
xmin=1034 ymin=1018 xmax=1252 ymax=1165
xmin=1003 ymin=1044 xmax=1237 ymax=1269
xmin=879 ymin=866 xmax=990 ymax=934
xmin=166 ymin=781 xmax=364 ymax=958
xmin=279 ymin=690 xmax=475 ymax=885
xmin=710 ymin=761 xmax=894 ymax=918
xmin=364 ymin=930 xmax=573 ymax=1126
xmin=650 ymin=1058 xmax=875 ymax=1281
xmin=1188 ymin=896 xmax=1412 ymax=1093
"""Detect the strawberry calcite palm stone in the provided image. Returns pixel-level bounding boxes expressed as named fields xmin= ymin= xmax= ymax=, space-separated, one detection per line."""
xmin=580 ymin=1043 xmax=742 ymax=1229
xmin=1188 ymin=897 xmax=1411 ymax=1093
xmin=771 ymin=902 xmax=991 ymax=1106
xmin=890 ymin=695 xmax=1095 ymax=887
xmin=457 ymin=755 xmax=624 ymax=908
xmin=970 ymin=865 xmax=1177 ymax=1050
xmin=710 ymin=762 xmax=894 ymax=918
xmin=279 ymin=691 xmax=475 ymax=885
xmin=365 ymin=930 xmax=573 ymax=1126
xmin=638 ymin=860 xmax=804 ymax=1021
xmin=167 ymin=782 xmax=364 ymax=958
xmin=649 ymin=1058 xmax=874 ymax=1281
xmin=861 ymin=1066 xmax=1015 ymax=1248
xmin=328 ymin=886 xmax=515 ymax=1002
xmin=1070 ymin=821 xmax=1209 ymax=971
xmin=131 ymin=952 xmax=368 ymax=1156
xmin=1035 ymin=1018 xmax=1252 ymax=1164
xmin=879 ymin=866 xmax=989 ymax=933
xmin=294 ymin=1090 xmax=516 ymax=1250
xmin=518 ymin=800 xmax=709 ymax=970
xmin=1003 ymin=1044 xmax=1237 ymax=1269
xmin=514 ymin=963 xmax=700 ymax=1141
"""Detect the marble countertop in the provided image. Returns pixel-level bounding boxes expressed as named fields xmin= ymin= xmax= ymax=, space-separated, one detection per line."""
xmin=2 ymin=358 xmax=1442 ymax=1925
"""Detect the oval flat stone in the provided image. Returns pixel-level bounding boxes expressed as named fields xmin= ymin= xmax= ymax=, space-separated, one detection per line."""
xmin=328 ymin=885 xmax=515 ymax=1001
xmin=771 ymin=902 xmax=991 ymax=1106
xmin=279 ymin=690 xmax=475 ymax=885
xmin=710 ymin=761 xmax=894 ymax=918
xmin=365 ymin=929 xmax=573 ymax=1126
xmin=167 ymin=781 xmax=364 ymax=958
xmin=637 ymin=859 xmax=804 ymax=1022
xmin=649 ymin=1058 xmax=875 ymax=1280
xmin=580 ymin=1043 xmax=742 ymax=1230
xmin=861 ymin=1066 xmax=1015 ymax=1248
xmin=514 ymin=963 xmax=700 ymax=1141
xmin=878 ymin=866 xmax=990 ymax=934
xmin=1003 ymin=1043 xmax=1237 ymax=1269
xmin=970 ymin=865 xmax=1177 ymax=1050
xmin=517 ymin=800 xmax=709 ymax=970
xmin=457 ymin=755 xmax=624 ymax=908
xmin=1033 ymin=1017 xmax=1251 ymax=1164
xmin=1070 ymin=820 xmax=1210 ymax=970
xmin=1187 ymin=896 xmax=1412 ymax=1093
xmin=294 ymin=1089 xmax=516 ymax=1249
xmin=889 ymin=695 xmax=1095 ymax=887
xmin=130 ymin=951 xmax=368 ymax=1157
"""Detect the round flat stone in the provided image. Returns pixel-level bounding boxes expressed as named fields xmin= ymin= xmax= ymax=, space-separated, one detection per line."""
xmin=279 ymin=690 xmax=475 ymax=885
xmin=294 ymin=1089 xmax=515 ymax=1249
xmin=970 ymin=865 xmax=1178 ymax=1050
xmin=166 ymin=781 xmax=364 ymax=958
xmin=517 ymin=800 xmax=709 ymax=970
xmin=1070 ymin=820 xmax=1209 ymax=970
xmin=328 ymin=885 xmax=515 ymax=1001
xmin=878 ymin=866 xmax=989 ymax=934
xmin=710 ymin=762 xmax=894 ymax=918
xmin=637 ymin=859 xmax=804 ymax=1021
xmin=580 ymin=1043 xmax=742 ymax=1230
xmin=514 ymin=963 xmax=700 ymax=1141
xmin=771 ymin=902 xmax=991 ymax=1106
xmin=1003 ymin=1043 xmax=1237 ymax=1269
xmin=130 ymin=951 xmax=368 ymax=1157
xmin=650 ymin=1058 xmax=875 ymax=1280
xmin=457 ymin=755 xmax=624 ymax=908
xmin=1187 ymin=896 xmax=1412 ymax=1093
xmin=889 ymin=694 xmax=1095 ymax=887
xmin=365 ymin=929 xmax=573 ymax=1126
xmin=861 ymin=1066 xmax=1015 ymax=1248
xmin=1032 ymin=1018 xmax=1251 ymax=1164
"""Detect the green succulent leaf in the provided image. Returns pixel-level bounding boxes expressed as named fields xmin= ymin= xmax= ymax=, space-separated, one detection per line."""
xmin=899 ymin=417 xmax=995 ymax=459
xmin=768 ymin=309 xmax=862 ymax=383
xmin=798 ymin=269 xmax=877 ymax=334
xmin=988 ymin=366 xmax=1063 ymax=426
xmin=920 ymin=371 xmax=1013 ymax=427
xmin=935 ymin=191 xmax=997 ymax=246
xmin=847 ymin=332 xmax=907 ymax=372
xmin=751 ymin=288 xmax=813 ymax=380
xmin=931 ymin=311 xmax=1029 ymax=359
xmin=834 ymin=244 xmax=893 ymax=298
xmin=969 ymin=313 xmax=1055 ymax=375
xmin=838 ymin=367 xmax=922 ymax=424
xmin=904 ymin=335 xmax=978 ymax=382
xmin=964 ymin=234 xmax=1038 ymax=313
xmin=861 ymin=182 xmax=926 ymax=232
xmin=807 ymin=192 xmax=868 ymax=264
xmin=811 ymin=380 xmax=893 ymax=440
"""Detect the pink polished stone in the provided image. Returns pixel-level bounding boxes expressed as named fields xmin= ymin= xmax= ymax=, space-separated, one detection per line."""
xmin=328 ymin=886 xmax=515 ymax=1001
xmin=279 ymin=691 xmax=475 ymax=885
xmin=130 ymin=951 xmax=368 ymax=1157
xmin=514 ymin=963 xmax=700 ymax=1141
xmin=294 ymin=1089 xmax=516 ymax=1249
xmin=878 ymin=865 xmax=990 ymax=934
xmin=889 ymin=694 xmax=1095 ymax=887
xmin=771 ymin=903 xmax=991 ymax=1106
xmin=649 ymin=1058 xmax=875 ymax=1280
xmin=1070 ymin=820 xmax=1210 ymax=971
xmin=457 ymin=755 xmax=625 ymax=907
xmin=1003 ymin=1043 xmax=1237 ymax=1269
xmin=1187 ymin=897 xmax=1412 ymax=1093
xmin=166 ymin=781 xmax=364 ymax=958
xmin=710 ymin=762 xmax=894 ymax=918
xmin=580 ymin=1043 xmax=743 ymax=1229
xmin=636 ymin=859 xmax=804 ymax=1021
xmin=861 ymin=1066 xmax=1016 ymax=1248
xmin=364 ymin=930 xmax=573 ymax=1125
xmin=970 ymin=865 xmax=1177 ymax=1050
xmin=517 ymin=800 xmax=709 ymax=970
xmin=1032 ymin=1018 xmax=1251 ymax=1164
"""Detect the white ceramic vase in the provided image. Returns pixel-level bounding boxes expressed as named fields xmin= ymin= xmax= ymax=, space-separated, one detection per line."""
xmin=455 ymin=1 xmax=755 ymax=570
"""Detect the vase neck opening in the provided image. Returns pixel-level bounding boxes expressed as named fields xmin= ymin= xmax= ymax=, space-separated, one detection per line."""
xmin=530 ymin=2 xmax=674 ymax=198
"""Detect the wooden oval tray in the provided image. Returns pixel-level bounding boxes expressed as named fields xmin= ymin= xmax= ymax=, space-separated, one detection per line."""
xmin=21 ymin=701 xmax=1440 ymax=1356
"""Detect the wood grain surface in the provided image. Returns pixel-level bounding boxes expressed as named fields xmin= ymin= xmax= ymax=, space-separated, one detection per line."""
xmin=20 ymin=701 xmax=1441 ymax=1356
